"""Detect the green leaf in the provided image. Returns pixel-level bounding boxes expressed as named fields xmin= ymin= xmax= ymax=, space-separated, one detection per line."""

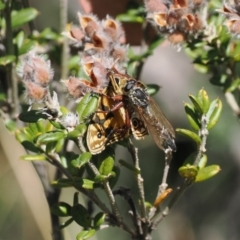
xmin=184 ymin=103 xmax=200 ymax=130
xmin=198 ymin=154 xmax=207 ymax=169
xmin=49 ymin=120 xmax=64 ymax=129
xmin=18 ymin=110 xmax=48 ymax=123
xmin=76 ymin=93 xmax=99 ymax=122
xmin=21 ymin=141 xmax=42 ymax=153
xmin=74 ymin=178 xmax=95 ymax=189
xmin=178 ymin=164 xmax=198 ymax=179
xmin=55 ymin=138 xmax=65 ymax=153
xmin=76 ymin=229 xmax=96 ymax=240
xmin=189 ymin=94 xmax=203 ymax=114
xmin=72 ymin=204 xmax=91 ymax=228
xmin=36 ymin=131 xmax=66 ymax=144
xmin=60 ymin=218 xmax=74 ymax=229
xmin=197 ymin=89 xmax=210 ymax=114
xmin=207 ymin=99 xmax=223 ymax=129
xmin=51 ymin=202 xmax=72 ymax=217
xmin=99 ymin=154 xmax=115 ymax=176
xmin=21 ymin=154 xmax=46 ymax=161
xmin=67 ymin=124 xmax=87 ymax=139
xmin=119 ymin=159 xmax=140 ymax=173
xmin=94 ymin=212 xmax=106 ymax=228
xmin=11 ymin=8 xmax=39 ymax=28
xmin=0 ymin=55 xmax=16 ymax=66
xmin=146 ymin=84 xmax=160 ymax=96
xmin=195 ymin=165 xmax=221 ymax=182
xmin=52 ymin=179 xmax=73 ymax=188
xmin=18 ymin=39 xmax=37 ymax=55
xmin=176 ymin=128 xmax=201 ymax=145
xmin=226 ymin=78 xmax=240 ymax=92
xmin=14 ymin=31 xmax=25 ymax=49
xmin=71 ymin=152 xmax=92 ymax=168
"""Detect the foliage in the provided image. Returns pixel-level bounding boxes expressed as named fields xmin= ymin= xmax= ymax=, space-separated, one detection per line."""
xmin=3 ymin=0 xmax=239 ymax=239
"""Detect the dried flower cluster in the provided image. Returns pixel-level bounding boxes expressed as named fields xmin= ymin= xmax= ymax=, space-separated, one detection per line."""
xmin=218 ymin=1 xmax=240 ymax=37
xmin=18 ymin=53 xmax=53 ymax=103
xmin=144 ymin=0 xmax=204 ymax=45
xmin=62 ymin=13 xmax=128 ymax=98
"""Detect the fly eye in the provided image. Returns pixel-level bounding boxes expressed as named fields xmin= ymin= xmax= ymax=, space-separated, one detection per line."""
xmin=124 ymin=79 xmax=135 ymax=91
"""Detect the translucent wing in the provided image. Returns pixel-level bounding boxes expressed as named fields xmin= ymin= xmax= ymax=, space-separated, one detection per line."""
xmin=137 ymin=97 xmax=176 ymax=151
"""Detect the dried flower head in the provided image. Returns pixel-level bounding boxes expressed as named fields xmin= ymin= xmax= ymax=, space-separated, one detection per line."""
xmin=144 ymin=0 xmax=204 ymax=44
xmin=218 ymin=1 xmax=240 ymax=37
xmin=18 ymin=52 xmax=53 ymax=86
xmin=24 ymin=81 xmax=48 ymax=103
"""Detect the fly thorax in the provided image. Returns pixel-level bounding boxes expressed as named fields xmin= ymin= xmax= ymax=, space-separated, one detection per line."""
xmin=129 ymin=87 xmax=149 ymax=108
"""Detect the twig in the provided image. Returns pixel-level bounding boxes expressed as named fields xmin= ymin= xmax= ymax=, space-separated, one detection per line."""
xmin=194 ymin=115 xmax=209 ymax=166
xmin=128 ymin=139 xmax=148 ymax=237
xmin=128 ymin=139 xmax=147 ymax=220
xmin=224 ymin=92 xmax=240 ymax=120
xmin=151 ymin=179 xmax=191 ymax=228
xmin=59 ymin=0 xmax=69 ymax=80
xmin=156 ymin=149 xmax=173 ymax=199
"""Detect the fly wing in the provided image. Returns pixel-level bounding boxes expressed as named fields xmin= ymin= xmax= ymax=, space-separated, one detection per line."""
xmin=138 ymin=97 xmax=176 ymax=151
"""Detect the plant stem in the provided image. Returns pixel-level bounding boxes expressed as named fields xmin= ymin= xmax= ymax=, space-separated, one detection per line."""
xmin=128 ymin=139 xmax=148 ymax=237
xmin=59 ymin=0 xmax=69 ymax=80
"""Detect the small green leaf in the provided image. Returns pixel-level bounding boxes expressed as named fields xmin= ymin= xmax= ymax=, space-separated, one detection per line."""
xmin=60 ymin=218 xmax=74 ymax=229
xmin=36 ymin=131 xmax=66 ymax=144
xmin=176 ymin=128 xmax=201 ymax=145
xmin=18 ymin=110 xmax=48 ymax=123
xmin=119 ymin=159 xmax=140 ymax=173
xmin=74 ymin=178 xmax=95 ymax=189
xmin=67 ymin=124 xmax=87 ymax=139
xmin=21 ymin=154 xmax=46 ymax=161
xmin=49 ymin=120 xmax=64 ymax=129
xmin=189 ymin=94 xmax=203 ymax=114
xmin=195 ymin=165 xmax=221 ymax=182
xmin=72 ymin=204 xmax=91 ymax=228
xmin=21 ymin=141 xmax=42 ymax=153
xmin=198 ymin=154 xmax=207 ymax=169
xmin=51 ymin=202 xmax=72 ymax=217
xmin=18 ymin=39 xmax=37 ymax=55
xmin=11 ymin=8 xmax=38 ymax=28
xmin=178 ymin=165 xmax=198 ymax=179
xmin=207 ymin=99 xmax=223 ymax=129
xmin=14 ymin=31 xmax=25 ymax=49
xmin=29 ymin=123 xmax=41 ymax=135
xmin=94 ymin=212 xmax=106 ymax=228
xmin=146 ymin=84 xmax=160 ymax=96
xmin=197 ymin=89 xmax=210 ymax=114
xmin=76 ymin=93 xmax=99 ymax=122
xmin=76 ymin=229 xmax=96 ymax=240
xmin=52 ymin=179 xmax=73 ymax=188
xmin=73 ymin=192 xmax=79 ymax=205
xmin=226 ymin=78 xmax=240 ymax=92
xmin=0 ymin=55 xmax=16 ymax=66
xmin=184 ymin=103 xmax=200 ymax=130
xmin=55 ymin=138 xmax=65 ymax=153
xmin=99 ymin=155 xmax=115 ymax=176
xmin=71 ymin=152 xmax=92 ymax=168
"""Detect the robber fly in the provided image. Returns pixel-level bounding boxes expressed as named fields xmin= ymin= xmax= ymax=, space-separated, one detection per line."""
xmin=108 ymin=71 xmax=176 ymax=152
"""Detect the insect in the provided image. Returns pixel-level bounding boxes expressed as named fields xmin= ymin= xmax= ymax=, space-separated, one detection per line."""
xmin=86 ymin=94 xmax=148 ymax=154
xmin=107 ymin=70 xmax=176 ymax=152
